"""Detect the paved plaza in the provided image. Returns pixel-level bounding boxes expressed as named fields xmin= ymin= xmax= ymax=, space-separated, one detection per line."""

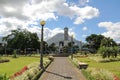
xmin=39 ymin=57 xmax=86 ymax=80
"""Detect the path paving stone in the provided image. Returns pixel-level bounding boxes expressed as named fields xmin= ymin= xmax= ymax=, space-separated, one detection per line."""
xmin=39 ymin=57 xmax=86 ymax=80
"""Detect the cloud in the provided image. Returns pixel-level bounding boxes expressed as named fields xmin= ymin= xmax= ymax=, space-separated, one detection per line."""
xmin=98 ymin=22 xmax=120 ymax=42
xmin=0 ymin=17 xmax=27 ymax=36
xmin=74 ymin=17 xmax=84 ymax=24
xmin=79 ymin=0 xmax=90 ymax=6
xmin=0 ymin=0 xmax=99 ymax=22
xmin=0 ymin=0 xmax=29 ymax=20
xmin=82 ymin=26 xmax=88 ymax=31
xmin=0 ymin=0 xmax=99 ymax=39
xmin=28 ymin=27 xmax=75 ymax=41
xmin=71 ymin=6 xmax=99 ymax=24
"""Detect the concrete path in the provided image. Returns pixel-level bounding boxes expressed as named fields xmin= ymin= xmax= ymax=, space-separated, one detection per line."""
xmin=39 ymin=57 xmax=86 ymax=80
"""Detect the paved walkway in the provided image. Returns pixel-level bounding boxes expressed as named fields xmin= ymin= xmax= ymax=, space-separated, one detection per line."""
xmin=39 ymin=57 xmax=86 ymax=80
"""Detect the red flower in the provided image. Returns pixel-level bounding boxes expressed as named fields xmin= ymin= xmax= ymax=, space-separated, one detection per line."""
xmin=19 ymin=71 xmax=23 ymax=75
xmin=14 ymin=72 xmax=19 ymax=77
xmin=114 ymin=75 xmax=120 ymax=80
xmin=21 ymin=66 xmax=28 ymax=72
xmin=9 ymin=76 xmax=14 ymax=80
xmin=9 ymin=66 xmax=28 ymax=79
xmin=23 ymin=66 xmax=28 ymax=70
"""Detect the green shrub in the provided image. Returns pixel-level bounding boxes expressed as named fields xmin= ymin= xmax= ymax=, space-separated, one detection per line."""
xmin=82 ymin=69 xmax=95 ymax=80
xmin=98 ymin=46 xmax=119 ymax=59
xmin=0 ymin=74 xmax=9 ymax=80
xmin=11 ymin=59 xmax=51 ymax=80
xmin=13 ymin=50 xmax=17 ymax=58
xmin=48 ymin=56 xmax=54 ymax=61
xmin=87 ymin=68 xmax=114 ymax=80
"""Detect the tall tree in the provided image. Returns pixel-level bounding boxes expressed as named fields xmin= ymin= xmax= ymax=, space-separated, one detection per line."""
xmin=3 ymin=29 xmax=40 ymax=53
xmin=48 ymin=43 xmax=57 ymax=53
xmin=86 ymin=34 xmax=105 ymax=51
xmin=100 ymin=37 xmax=117 ymax=47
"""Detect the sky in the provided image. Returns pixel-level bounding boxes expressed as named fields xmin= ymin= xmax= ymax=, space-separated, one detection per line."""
xmin=0 ymin=0 xmax=120 ymax=43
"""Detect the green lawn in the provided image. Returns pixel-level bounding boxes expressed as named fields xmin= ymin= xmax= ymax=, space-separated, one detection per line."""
xmin=76 ymin=55 xmax=120 ymax=78
xmin=0 ymin=56 xmax=40 ymax=76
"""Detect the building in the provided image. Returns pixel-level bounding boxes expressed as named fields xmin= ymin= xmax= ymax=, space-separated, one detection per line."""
xmin=47 ymin=27 xmax=80 ymax=53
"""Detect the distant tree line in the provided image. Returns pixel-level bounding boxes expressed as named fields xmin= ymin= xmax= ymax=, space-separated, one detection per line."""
xmin=83 ymin=34 xmax=120 ymax=58
xmin=0 ymin=29 xmax=59 ymax=55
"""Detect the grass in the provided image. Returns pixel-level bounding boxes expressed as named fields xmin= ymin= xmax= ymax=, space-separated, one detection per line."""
xmin=0 ymin=56 xmax=40 ymax=76
xmin=76 ymin=55 xmax=120 ymax=78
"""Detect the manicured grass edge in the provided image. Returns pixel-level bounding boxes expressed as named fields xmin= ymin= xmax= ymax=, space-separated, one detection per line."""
xmin=68 ymin=57 xmax=78 ymax=68
xmin=31 ymin=60 xmax=53 ymax=80
xmin=68 ymin=57 xmax=93 ymax=80
xmin=81 ymin=69 xmax=95 ymax=80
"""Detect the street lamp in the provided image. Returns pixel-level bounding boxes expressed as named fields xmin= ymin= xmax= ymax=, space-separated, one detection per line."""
xmin=45 ymin=43 xmax=47 ymax=53
xmin=71 ymin=35 xmax=73 ymax=59
xmin=80 ymin=41 xmax=82 ymax=53
xmin=40 ymin=20 xmax=46 ymax=69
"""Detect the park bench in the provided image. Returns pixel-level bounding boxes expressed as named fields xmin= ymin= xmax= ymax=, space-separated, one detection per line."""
xmin=78 ymin=62 xmax=88 ymax=69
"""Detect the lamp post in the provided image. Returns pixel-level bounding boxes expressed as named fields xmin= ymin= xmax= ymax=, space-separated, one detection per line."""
xmin=71 ymin=35 xmax=73 ymax=59
xmin=40 ymin=21 xmax=46 ymax=69
xmin=45 ymin=43 xmax=47 ymax=53
xmin=80 ymin=41 xmax=82 ymax=53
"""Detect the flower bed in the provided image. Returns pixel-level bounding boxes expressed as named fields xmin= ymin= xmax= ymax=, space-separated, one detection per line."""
xmin=9 ymin=57 xmax=53 ymax=80
xmin=9 ymin=66 xmax=28 ymax=80
xmin=70 ymin=57 xmax=120 ymax=80
xmin=82 ymin=68 xmax=120 ymax=80
xmin=0 ymin=74 xmax=9 ymax=80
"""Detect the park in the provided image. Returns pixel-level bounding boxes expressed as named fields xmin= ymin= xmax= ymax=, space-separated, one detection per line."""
xmin=0 ymin=0 xmax=120 ymax=80
xmin=0 ymin=21 xmax=120 ymax=80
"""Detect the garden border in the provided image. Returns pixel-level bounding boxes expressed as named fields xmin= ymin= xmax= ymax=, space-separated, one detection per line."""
xmin=31 ymin=59 xmax=53 ymax=80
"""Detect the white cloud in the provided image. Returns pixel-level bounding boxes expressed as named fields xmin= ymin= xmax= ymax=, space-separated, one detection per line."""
xmin=74 ymin=17 xmax=84 ymax=24
xmin=82 ymin=26 xmax=88 ymax=31
xmin=71 ymin=6 xmax=99 ymax=24
xmin=4 ymin=6 xmax=16 ymax=12
xmin=0 ymin=17 xmax=27 ymax=36
xmin=68 ymin=28 xmax=76 ymax=38
xmin=79 ymin=0 xmax=90 ymax=6
xmin=0 ymin=0 xmax=99 ymax=23
xmin=28 ymin=27 xmax=75 ymax=41
xmin=98 ymin=22 xmax=120 ymax=42
xmin=0 ymin=0 xmax=99 ymax=39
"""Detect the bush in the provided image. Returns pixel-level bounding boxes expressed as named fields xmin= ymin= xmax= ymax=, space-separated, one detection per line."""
xmin=86 ymin=68 xmax=114 ymax=80
xmin=98 ymin=46 xmax=119 ymax=59
xmin=0 ymin=74 xmax=9 ymax=80
xmin=10 ymin=59 xmax=51 ymax=80
xmin=13 ymin=50 xmax=17 ymax=58
xmin=82 ymin=69 xmax=95 ymax=80
xmin=48 ymin=56 xmax=54 ymax=61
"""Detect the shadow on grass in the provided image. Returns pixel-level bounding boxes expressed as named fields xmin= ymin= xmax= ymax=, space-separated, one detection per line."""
xmin=46 ymin=70 xmax=72 ymax=79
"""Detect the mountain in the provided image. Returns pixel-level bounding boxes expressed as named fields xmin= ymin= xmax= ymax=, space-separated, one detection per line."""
xmin=46 ymin=33 xmax=80 ymax=46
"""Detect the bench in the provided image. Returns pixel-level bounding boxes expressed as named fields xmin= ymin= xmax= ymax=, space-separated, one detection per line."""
xmin=78 ymin=62 xmax=88 ymax=69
